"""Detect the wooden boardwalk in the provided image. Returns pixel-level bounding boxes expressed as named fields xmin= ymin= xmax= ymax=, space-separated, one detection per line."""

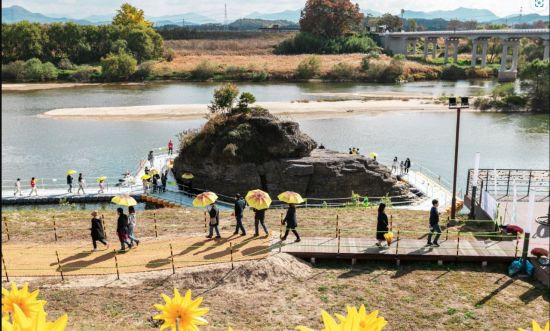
xmin=275 ymin=237 xmax=521 ymax=263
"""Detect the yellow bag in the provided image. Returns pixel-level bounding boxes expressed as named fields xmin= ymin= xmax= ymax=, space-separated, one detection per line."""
xmin=384 ymin=232 xmax=394 ymax=246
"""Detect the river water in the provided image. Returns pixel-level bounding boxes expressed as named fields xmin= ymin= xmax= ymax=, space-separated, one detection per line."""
xmin=2 ymin=80 xmax=548 ymax=194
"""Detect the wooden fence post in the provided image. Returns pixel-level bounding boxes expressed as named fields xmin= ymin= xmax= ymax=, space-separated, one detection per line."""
xmin=204 ymin=214 xmax=207 ymax=233
xmin=395 ymin=230 xmax=400 ymax=255
xmin=390 ymin=215 xmax=393 ymax=231
xmin=53 ymin=216 xmax=58 ymax=242
xmin=113 ymin=250 xmax=120 ymax=280
xmin=335 ymin=214 xmax=339 ymax=238
xmin=101 ymin=214 xmax=108 ymax=240
xmin=3 ymin=217 xmax=10 ymax=241
xmin=514 ymin=233 xmax=520 ymax=258
xmin=55 ymin=250 xmax=64 ymax=281
xmin=230 ymin=242 xmax=234 ymax=270
xmin=279 ymin=212 xmax=283 ymax=239
xmin=2 ymin=254 xmax=9 ymax=282
xmin=169 ymin=244 xmax=175 ymax=275
xmin=154 ymin=214 xmax=158 ymax=238
xmin=337 ymin=229 xmax=341 ymax=254
xmin=456 ymin=231 xmax=461 ymax=260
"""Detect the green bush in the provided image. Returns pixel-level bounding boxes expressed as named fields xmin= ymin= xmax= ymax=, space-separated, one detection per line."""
xmin=250 ymin=70 xmax=269 ymax=81
xmin=383 ymin=59 xmax=404 ymax=83
xmin=22 ymin=58 xmax=58 ymax=81
xmin=191 ymin=60 xmax=217 ymax=80
xmin=360 ymin=56 xmax=370 ymax=71
xmin=393 ymin=54 xmax=406 ymax=61
xmin=163 ymin=48 xmax=176 ymax=62
xmin=503 ymin=95 xmax=527 ymax=107
xmin=327 ymin=62 xmax=356 ymax=81
xmin=295 ymin=56 xmax=321 ymax=79
xmin=1 ymin=61 xmax=26 ymax=81
xmin=275 ymin=32 xmax=379 ymax=55
xmin=57 ymin=57 xmax=74 ymax=70
xmin=341 ymin=35 xmax=378 ymax=53
xmin=100 ymin=51 xmax=138 ymax=81
xmin=441 ymin=64 xmax=466 ymax=80
xmin=69 ymin=66 xmax=100 ymax=82
xmin=492 ymin=83 xmax=515 ymax=99
xmin=110 ymin=39 xmax=129 ymax=54
xmin=274 ymin=32 xmax=325 ymax=54
xmin=235 ymin=92 xmax=256 ymax=112
xmin=208 ymin=83 xmax=239 ymax=114
xmin=133 ymin=60 xmax=155 ymax=80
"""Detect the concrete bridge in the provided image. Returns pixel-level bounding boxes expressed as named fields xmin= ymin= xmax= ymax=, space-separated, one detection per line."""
xmin=379 ymin=29 xmax=550 ymax=81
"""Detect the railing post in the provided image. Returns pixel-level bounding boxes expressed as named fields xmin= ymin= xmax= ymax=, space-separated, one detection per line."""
xmin=390 ymin=215 xmax=393 ymax=231
xmin=3 ymin=217 xmax=10 ymax=241
xmin=230 ymin=242 xmax=234 ymax=270
xmin=526 ymin=170 xmax=532 ymax=196
xmin=113 ymin=249 xmax=120 ymax=280
xmin=337 ymin=229 xmax=341 ymax=254
xmin=479 ymin=180 xmax=484 ymax=206
xmin=456 ymin=231 xmax=461 ymax=260
xmin=53 ymin=216 xmax=58 ymax=242
xmin=2 ymin=254 xmax=9 ymax=282
xmin=169 ymin=244 xmax=175 ymax=275
xmin=395 ymin=230 xmax=400 ymax=255
xmin=101 ymin=214 xmax=107 ymax=240
xmin=514 ymin=233 xmax=519 ymax=258
xmin=154 ymin=214 xmax=158 ymax=238
xmin=335 ymin=214 xmax=339 ymax=238
xmin=505 ymin=169 xmax=511 ymax=196
xmin=55 ymin=250 xmax=64 ymax=281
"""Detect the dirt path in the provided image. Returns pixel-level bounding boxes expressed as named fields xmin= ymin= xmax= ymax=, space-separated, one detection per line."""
xmin=2 ymin=233 xmax=271 ymax=277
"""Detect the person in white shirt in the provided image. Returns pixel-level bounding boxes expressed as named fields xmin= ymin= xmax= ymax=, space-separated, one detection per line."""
xmin=14 ymin=178 xmax=22 ymax=196
xmin=391 ymin=157 xmax=398 ymax=174
xmin=77 ymin=173 xmax=86 ymax=195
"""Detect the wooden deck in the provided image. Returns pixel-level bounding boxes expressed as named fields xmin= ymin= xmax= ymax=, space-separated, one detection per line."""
xmin=274 ymin=236 xmax=521 ymax=263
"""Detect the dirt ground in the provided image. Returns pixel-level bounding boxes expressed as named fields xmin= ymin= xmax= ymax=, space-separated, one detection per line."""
xmin=4 ymin=254 xmax=548 ymax=331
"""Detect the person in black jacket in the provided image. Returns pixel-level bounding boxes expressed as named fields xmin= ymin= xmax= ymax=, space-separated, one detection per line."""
xmin=375 ymin=203 xmax=389 ymax=247
xmin=404 ymin=158 xmax=411 ymax=174
xmin=161 ymin=171 xmax=167 ymax=192
xmin=427 ymin=199 xmax=441 ymax=247
xmin=90 ymin=211 xmax=107 ymax=251
xmin=116 ymin=207 xmax=132 ymax=251
xmin=252 ymin=208 xmax=269 ymax=236
xmin=281 ymin=204 xmax=300 ymax=242
xmin=206 ymin=204 xmax=220 ymax=239
xmin=233 ymin=194 xmax=246 ymax=236
xmin=67 ymin=174 xmax=73 ymax=193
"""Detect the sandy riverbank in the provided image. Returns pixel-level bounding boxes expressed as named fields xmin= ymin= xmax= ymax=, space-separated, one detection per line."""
xmin=1 ymin=82 xmax=150 ymax=91
xmin=40 ymin=99 xmax=467 ymax=121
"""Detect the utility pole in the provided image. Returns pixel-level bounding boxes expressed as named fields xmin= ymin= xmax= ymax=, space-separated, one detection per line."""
xmin=224 ymin=3 xmax=228 ymax=30
xmin=401 ymin=9 xmax=404 ymax=32
xmin=182 ymin=18 xmax=185 ymax=27
xmin=448 ymin=97 xmax=469 ymax=220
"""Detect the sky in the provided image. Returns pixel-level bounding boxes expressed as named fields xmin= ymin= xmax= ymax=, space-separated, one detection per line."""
xmin=3 ymin=0 xmax=549 ymax=20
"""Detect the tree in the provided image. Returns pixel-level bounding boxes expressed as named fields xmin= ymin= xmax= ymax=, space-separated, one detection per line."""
xmin=208 ymin=83 xmax=240 ymax=114
xmin=100 ymin=50 xmax=137 ymax=81
xmin=113 ymin=3 xmax=153 ymax=27
xmin=375 ymin=13 xmax=402 ymax=32
xmin=125 ymin=27 xmax=154 ymax=62
xmin=520 ymin=59 xmax=550 ymax=113
xmin=408 ymin=19 xmax=417 ymax=32
xmin=448 ymin=19 xmax=460 ymax=31
xmin=236 ymin=92 xmax=256 ymax=112
xmin=299 ymin=0 xmax=364 ymax=39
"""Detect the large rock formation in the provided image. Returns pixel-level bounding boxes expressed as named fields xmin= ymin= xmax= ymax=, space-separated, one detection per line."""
xmin=173 ymin=110 xmax=414 ymax=202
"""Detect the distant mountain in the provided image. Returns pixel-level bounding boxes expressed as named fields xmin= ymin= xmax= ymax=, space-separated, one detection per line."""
xmin=2 ymin=5 xmax=93 ymax=24
xmin=148 ymin=13 xmax=217 ymax=25
xmin=245 ymin=8 xmax=381 ymax=23
xmin=228 ymin=18 xmax=298 ymax=30
xmin=403 ymin=7 xmax=498 ymax=22
xmin=490 ymin=13 xmax=549 ymax=25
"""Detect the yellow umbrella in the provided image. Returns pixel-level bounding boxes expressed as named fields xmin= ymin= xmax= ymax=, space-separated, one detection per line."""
xmin=182 ymin=173 xmax=194 ymax=180
xmin=245 ymin=189 xmax=272 ymax=210
xmin=192 ymin=192 xmax=218 ymax=207
xmin=96 ymin=176 xmax=107 ymax=182
xmin=111 ymin=195 xmax=137 ymax=206
xmin=369 ymin=152 xmax=378 ymax=158
xmin=141 ymin=174 xmax=151 ymax=180
xmin=150 ymin=168 xmax=159 ymax=175
xmin=277 ymin=191 xmax=304 ymax=204
xmin=67 ymin=170 xmax=77 ymax=175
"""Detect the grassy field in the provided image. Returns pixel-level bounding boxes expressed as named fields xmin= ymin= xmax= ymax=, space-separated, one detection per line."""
xmin=1 ymin=207 xmax=493 ymax=245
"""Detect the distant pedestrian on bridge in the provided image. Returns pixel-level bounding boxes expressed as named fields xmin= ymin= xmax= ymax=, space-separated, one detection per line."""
xmin=98 ymin=179 xmax=106 ymax=194
xmin=14 ymin=178 xmax=22 ymax=197
xmin=127 ymin=206 xmax=140 ymax=246
xmin=116 ymin=207 xmax=133 ymax=251
xmin=161 ymin=171 xmax=167 ymax=192
xmin=233 ymin=193 xmax=247 ymax=236
xmin=67 ymin=173 xmax=73 ymax=193
xmin=29 ymin=177 xmax=38 ymax=196
xmin=404 ymin=158 xmax=411 ymax=174
xmin=148 ymin=150 xmax=154 ymax=167
xmin=427 ymin=199 xmax=441 ymax=247
xmin=168 ymin=140 xmax=174 ymax=155
xmin=77 ymin=173 xmax=86 ymax=195
xmin=391 ymin=157 xmax=398 ymax=174
xmin=376 ymin=203 xmax=389 ymax=247
xmin=90 ymin=211 xmax=107 ymax=251
xmin=281 ymin=203 xmax=300 ymax=242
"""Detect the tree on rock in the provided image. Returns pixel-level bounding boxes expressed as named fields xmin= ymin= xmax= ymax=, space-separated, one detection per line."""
xmin=113 ymin=3 xmax=153 ymax=27
xmin=299 ymin=0 xmax=364 ymax=39
xmin=209 ymin=83 xmax=258 ymax=114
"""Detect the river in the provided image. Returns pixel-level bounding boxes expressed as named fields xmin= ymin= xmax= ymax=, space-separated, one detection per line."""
xmin=2 ymin=80 xmax=548 ymax=194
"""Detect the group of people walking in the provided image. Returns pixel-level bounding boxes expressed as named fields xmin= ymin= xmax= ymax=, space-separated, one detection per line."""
xmin=13 ymin=177 xmax=38 ymax=197
xmin=89 ymin=206 xmax=140 ymax=251
xmin=391 ymin=157 xmax=411 ymax=175
xmin=348 ymin=147 xmax=361 ymax=155
xmin=67 ymin=173 xmax=87 ymax=194
xmin=205 ymin=193 xmax=300 ymax=242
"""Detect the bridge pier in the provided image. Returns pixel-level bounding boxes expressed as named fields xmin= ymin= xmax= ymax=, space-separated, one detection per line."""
xmin=498 ymin=38 xmax=520 ymax=82
xmin=471 ymin=40 xmax=478 ymax=67
xmin=444 ymin=38 xmax=459 ymax=64
xmin=480 ymin=39 xmax=488 ymax=67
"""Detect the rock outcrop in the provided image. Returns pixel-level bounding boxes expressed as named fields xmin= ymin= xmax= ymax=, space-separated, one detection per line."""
xmin=173 ymin=110 xmax=414 ymax=202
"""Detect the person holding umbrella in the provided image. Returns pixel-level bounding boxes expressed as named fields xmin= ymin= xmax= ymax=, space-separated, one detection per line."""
xmin=90 ymin=211 xmax=107 ymax=251
xmin=97 ymin=177 xmax=107 ymax=194
xmin=278 ymin=191 xmax=303 ymax=242
xmin=77 ymin=173 xmax=86 ymax=195
xmin=116 ymin=207 xmax=133 ymax=251
xmin=206 ymin=203 xmax=220 ymax=239
xmin=245 ymin=189 xmax=271 ymax=237
xmin=66 ymin=170 xmax=75 ymax=193
xmin=233 ymin=193 xmax=247 ymax=236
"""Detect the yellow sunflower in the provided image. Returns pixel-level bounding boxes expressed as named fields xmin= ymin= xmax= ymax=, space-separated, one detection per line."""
xmin=2 ymin=303 xmax=67 ymax=331
xmin=296 ymin=305 xmax=387 ymax=331
xmin=153 ymin=289 xmax=209 ymax=331
xmin=2 ymin=283 xmax=46 ymax=318
xmin=519 ymin=320 xmax=549 ymax=331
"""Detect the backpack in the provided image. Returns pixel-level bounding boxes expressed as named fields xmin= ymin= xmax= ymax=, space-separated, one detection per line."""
xmin=208 ymin=206 xmax=218 ymax=218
